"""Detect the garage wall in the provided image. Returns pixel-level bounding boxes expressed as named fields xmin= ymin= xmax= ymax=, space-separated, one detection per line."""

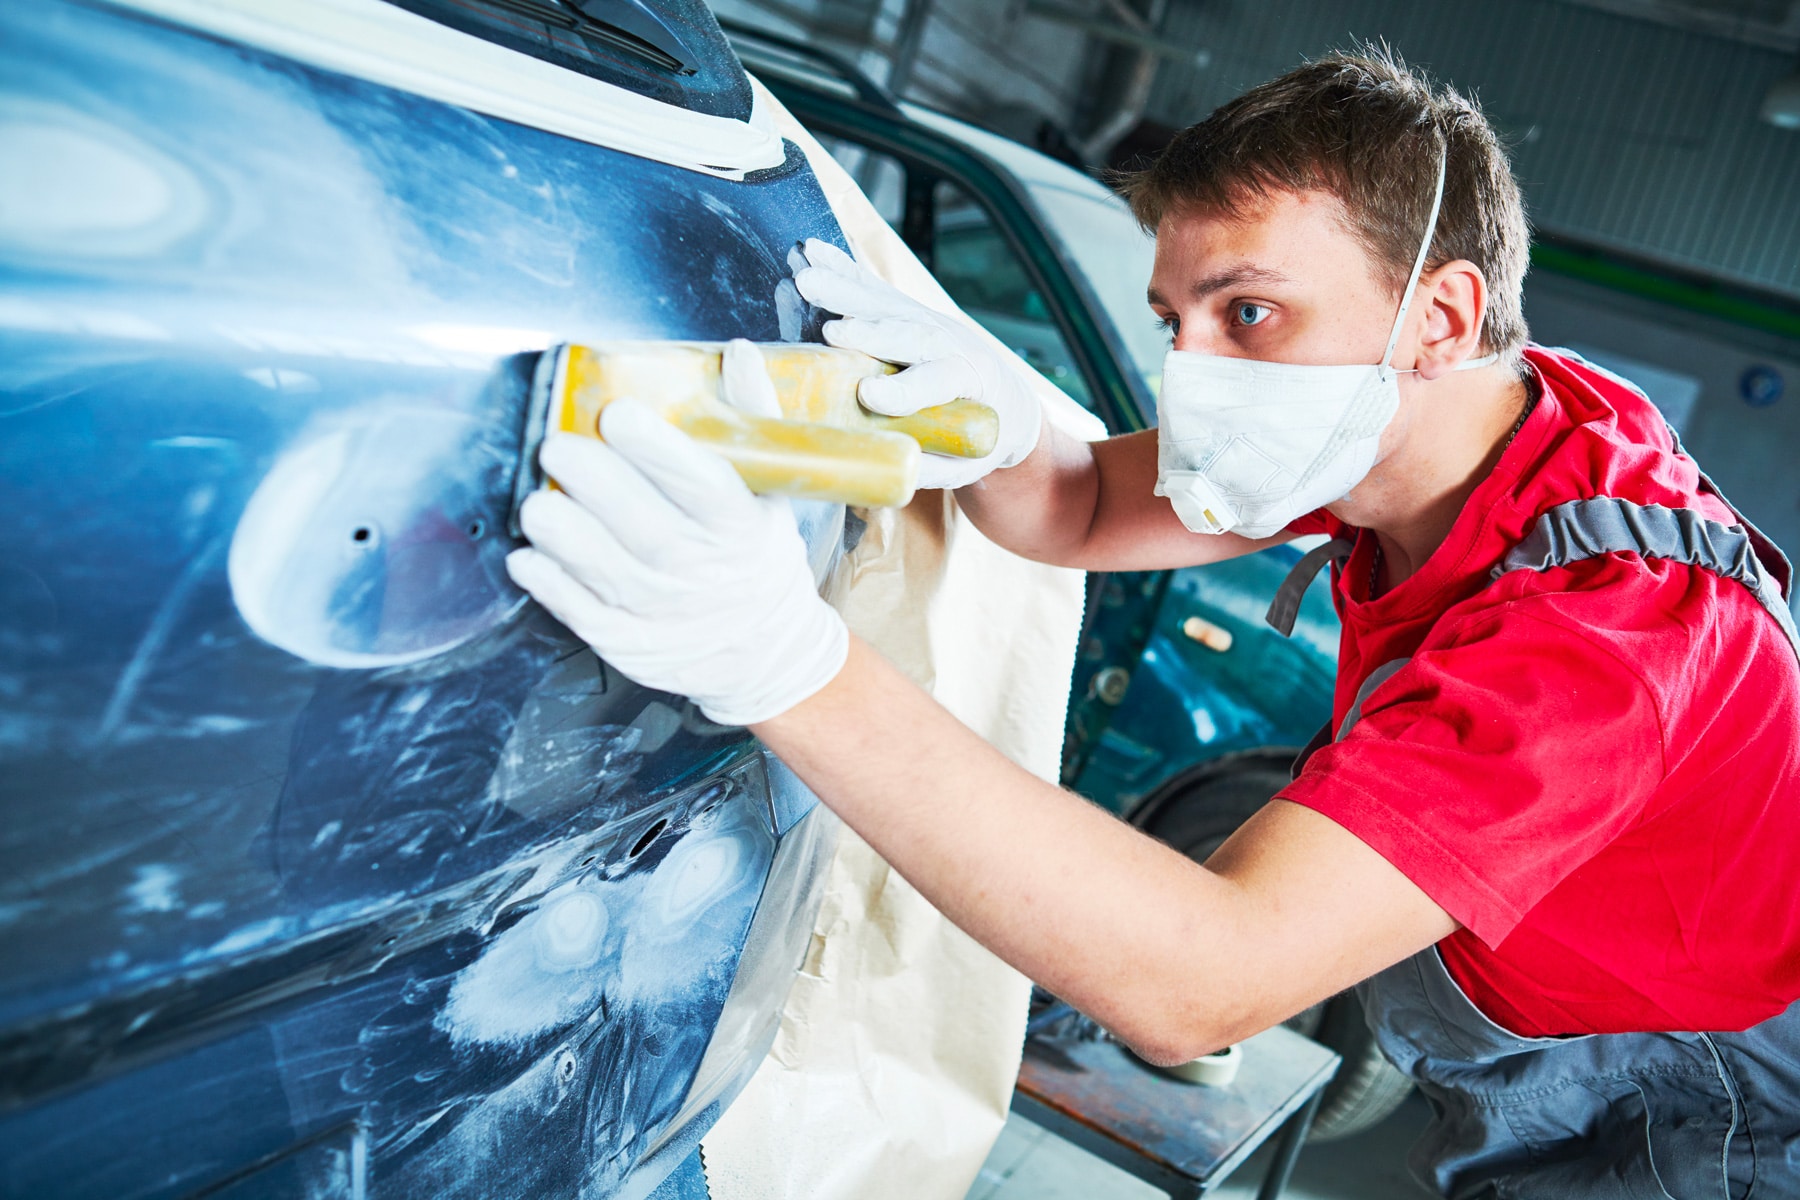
xmin=1144 ymin=0 xmax=1800 ymax=303
xmin=1524 ymin=273 xmax=1800 ymax=588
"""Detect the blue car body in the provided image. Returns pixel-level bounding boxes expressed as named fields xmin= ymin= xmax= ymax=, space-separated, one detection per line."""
xmin=0 ymin=3 xmax=849 ymax=1196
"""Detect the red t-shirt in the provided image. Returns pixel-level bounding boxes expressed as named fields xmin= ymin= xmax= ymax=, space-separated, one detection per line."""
xmin=1282 ymin=346 xmax=1800 ymax=1037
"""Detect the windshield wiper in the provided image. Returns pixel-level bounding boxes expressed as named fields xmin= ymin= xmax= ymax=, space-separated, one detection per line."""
xmin=478 ymin=0 xmax=696 ymax=74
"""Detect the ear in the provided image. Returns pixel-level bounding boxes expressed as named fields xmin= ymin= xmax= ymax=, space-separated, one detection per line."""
xmin=1412 ymin=259 xmax=1488 ymax=381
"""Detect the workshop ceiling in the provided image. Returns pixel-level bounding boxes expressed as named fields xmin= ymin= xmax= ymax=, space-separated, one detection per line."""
xmin=1558 ymin=0 xmax=1800 ymax=52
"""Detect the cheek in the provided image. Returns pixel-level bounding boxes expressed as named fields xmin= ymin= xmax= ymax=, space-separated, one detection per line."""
xmin=1320 ymin=299 xmax=1399 ymax=364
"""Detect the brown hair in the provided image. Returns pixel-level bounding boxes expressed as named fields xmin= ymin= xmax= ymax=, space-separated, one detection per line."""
xmin=1119 ymin=45 xmax=1531 ymax=361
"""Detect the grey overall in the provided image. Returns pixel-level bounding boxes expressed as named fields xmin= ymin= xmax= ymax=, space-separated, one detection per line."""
xmin=1270 ymin=455 xmax=1800 ymax=1197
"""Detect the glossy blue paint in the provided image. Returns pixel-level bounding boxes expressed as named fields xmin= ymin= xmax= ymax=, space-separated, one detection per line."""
xmin=646 ymin=1150 xmax=712 ymax=1200
xmin=0 ymin=3 xmax=846 ymax=1197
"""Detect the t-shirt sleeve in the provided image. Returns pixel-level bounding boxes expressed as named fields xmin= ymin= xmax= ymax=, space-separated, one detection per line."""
xmin=1280 ymin=604 xmax=1667 ymax=948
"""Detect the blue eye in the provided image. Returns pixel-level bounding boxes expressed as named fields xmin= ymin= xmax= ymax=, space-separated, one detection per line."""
xmin=1235 ymin=303 xmax=1271 ymax=327
xmin=1154 ymin=316 xmax=1178 ymax=340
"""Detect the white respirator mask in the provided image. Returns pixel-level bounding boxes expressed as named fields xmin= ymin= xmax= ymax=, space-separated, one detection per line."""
xmin=1153 ymin=152 xmax=1497 ymax=539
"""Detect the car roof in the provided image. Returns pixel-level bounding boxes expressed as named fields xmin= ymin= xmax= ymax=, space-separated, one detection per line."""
xmin=901 ymin=104 xmax=1112 ymax=201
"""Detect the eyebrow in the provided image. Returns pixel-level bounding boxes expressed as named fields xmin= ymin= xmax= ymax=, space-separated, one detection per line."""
xmin=1146 ymin=264 xmax=1295 ymax=307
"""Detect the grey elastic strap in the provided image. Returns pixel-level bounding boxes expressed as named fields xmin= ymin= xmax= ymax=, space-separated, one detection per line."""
xmin=1266 ymin=537 xmax=1355 ymax=637
xmin=1496 ymin=497 xmax=1800 ymax=662
xmin=1292 ymin=655 xmax=1415 ymax=779
xmin=1667 ymin=422 xmax=1795 ymax=601
xmin=1339 ymin=657 xmax=1412 ymax=741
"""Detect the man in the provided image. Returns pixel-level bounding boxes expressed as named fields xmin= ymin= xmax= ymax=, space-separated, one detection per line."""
xmin=508 ymin=50 xmax=1800 ymax=1196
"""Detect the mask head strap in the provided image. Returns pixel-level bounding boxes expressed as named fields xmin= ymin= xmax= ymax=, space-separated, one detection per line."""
xmin=1378 ymin=141 xmax=1449 ymax=381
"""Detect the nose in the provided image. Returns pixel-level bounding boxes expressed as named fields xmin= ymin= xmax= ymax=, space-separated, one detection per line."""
xmin=1170 ymin=326 xmax=1210 ymax=355
xmin=1170 ymin=322 xmax=1235 ymax=358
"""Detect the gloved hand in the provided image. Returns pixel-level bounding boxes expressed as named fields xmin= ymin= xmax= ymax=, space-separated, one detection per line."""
xmin=505 ymin=340 xmax=849 ymax=727
xmin=793 ymin=238 xmax=1043 ymax=489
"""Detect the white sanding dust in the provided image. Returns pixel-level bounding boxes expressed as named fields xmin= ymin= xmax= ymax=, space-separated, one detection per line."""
xmin=436 ymin=810 xmax=769 ymax=1049
xmin=439 ymin=880 xmax=616 ymax=1047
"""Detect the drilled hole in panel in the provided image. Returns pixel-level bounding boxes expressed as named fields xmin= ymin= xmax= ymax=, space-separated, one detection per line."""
xmin=629 ymin=818 xmax=669 ymax=859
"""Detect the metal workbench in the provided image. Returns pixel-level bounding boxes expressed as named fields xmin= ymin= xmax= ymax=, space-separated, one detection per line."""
xmin=1011 ymin=1021 xmax=1341 ymax=1199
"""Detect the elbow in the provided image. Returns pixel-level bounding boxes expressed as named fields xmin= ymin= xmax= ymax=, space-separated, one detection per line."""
xmin=1118 ymin=1036 xmax=1191 ymax=1069
xmin=1120 ymin=1030 xmax=1237 ymax=1070
xmin=1101 ymin=979 xmax=1271 ymax=1066
xmin=1108 ymin=1009 xmax=1243 ymax=1069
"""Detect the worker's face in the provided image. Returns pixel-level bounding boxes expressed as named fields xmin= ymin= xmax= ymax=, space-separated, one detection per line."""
xmin=1146 ymin=189 xmax=1408 ymax=369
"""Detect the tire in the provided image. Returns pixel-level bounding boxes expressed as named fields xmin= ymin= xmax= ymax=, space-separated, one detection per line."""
xmin=1133 ymin=755 xmax=1415 ymax=1142
xmin=1305 ymin=989 xmax=1419 ymax=1141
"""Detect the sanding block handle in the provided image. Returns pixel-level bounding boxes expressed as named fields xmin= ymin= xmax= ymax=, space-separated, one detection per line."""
xmin=865 ymin=399 xmax=998 ymax=460
xmin=526 ymin=341 xmax=1001 ymax=510
xmin=670 ymin=408 xmax=920 ymax=509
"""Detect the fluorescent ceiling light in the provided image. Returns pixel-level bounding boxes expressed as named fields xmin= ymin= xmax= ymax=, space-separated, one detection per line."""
xmin=1763 ymin=70 xmax=1800 ymax=130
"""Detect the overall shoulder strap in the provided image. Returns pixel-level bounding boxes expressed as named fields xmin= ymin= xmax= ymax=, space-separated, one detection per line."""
xmin=1542 ymin=352 xmax=1793 ymax=604
xmin=1495 ymin=495 xmax=1800 ymax=663
xmin=1666 ymin=422 xmax=1793 ymax=600
xmin=1266 ymin=537 xmax=1355 ymax=636
xmin=1269 ymin=536 xmax=1355 ymax=778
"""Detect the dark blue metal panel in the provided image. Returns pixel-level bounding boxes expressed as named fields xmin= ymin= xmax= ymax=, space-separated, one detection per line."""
xmin=0 ymin=3 xmax=843 ymax=1196
xmin=1070 ymin=548 xmax=1339 ymax=816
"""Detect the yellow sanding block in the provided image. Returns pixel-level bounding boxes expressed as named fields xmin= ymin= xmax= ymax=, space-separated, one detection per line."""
xmin=533 ymin=341 xmax=999 ymax=509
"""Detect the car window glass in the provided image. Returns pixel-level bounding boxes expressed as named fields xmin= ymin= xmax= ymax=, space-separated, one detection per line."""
xmin=382 ymin=0 xmax=753 ymax=119
xmin=931 ymin=180 xmax=1093 ymax=411
xmin=817 ymin=137 xmax=906 ymax=225
xmin=1025 ymin=185 xmax=1163 ymax=394
xmin=899 ymin=108 xmax=1161 ymax=400
xmin=814 ymin=140 xmax=1097 ymax=413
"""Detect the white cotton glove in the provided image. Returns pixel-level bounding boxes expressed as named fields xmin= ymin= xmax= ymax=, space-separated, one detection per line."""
xmin=792 ymin=238 xmax=1043 ymax=490
xmin=505 ymin=340 xmax=849 ymax=727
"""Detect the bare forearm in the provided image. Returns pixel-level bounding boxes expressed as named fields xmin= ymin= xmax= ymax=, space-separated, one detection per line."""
xmin=755 ymin=637 xmax=1283 ymax=1061
xmin=951 ymin=421 xmax=1104 ymax=568
xmin=953 ymin=426 xmax=1280 ymax=572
